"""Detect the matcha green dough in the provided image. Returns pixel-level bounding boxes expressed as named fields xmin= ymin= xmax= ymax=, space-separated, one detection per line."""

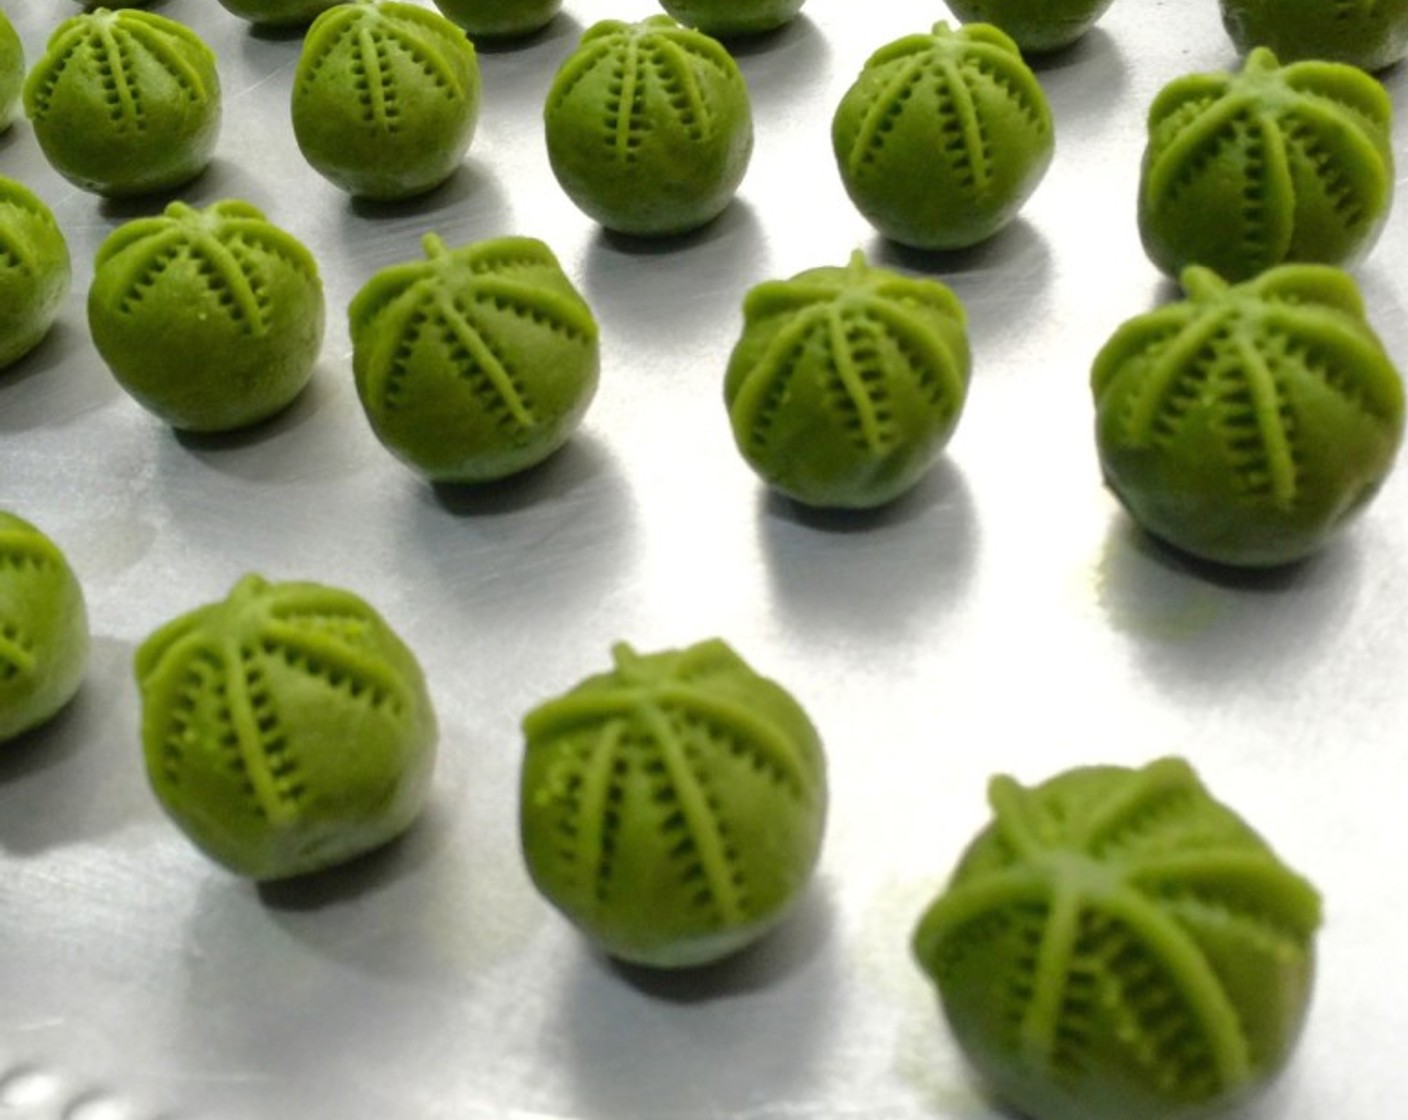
xmin=1138 ymin=48 xmax=1394 ymax=283
xmin=0 ymin=10 xmax=23 ymax=133
xmin=351 ymin=234 xmax=599 ymax=484
xmin=942 ymin=0 xmax=1116 ymax=51
xmin=833 ymin=22 xmax=1054 ymax=251
xmin=657 ymin=0 xmax=806 ymax=37
xmin=913 ymin=757 xmax=1322 ymax=1120
xmin=725 ymin=250 xmax=971 ymax=509
xmin=520 ymin=639 xmax=827 ymax=968
xmin=544 ymin=16 xmax=754 ymax=237
xmin=292 ymin=0 xmax=481 ymax=201
xmin=1092 ymin=265 xmax=1404 ymax=567
xmin=137 ymin=574 xmax=438 ymax=881
xmin=429 ymin=0 xmax=561 ymax=38
xmin=88 ymin=200 xmax=324 ymax=433
xmin=0 ymin=512 xmax=88 ymax=745
xmin=23 ymin=8 xmax=221 ymax=197
xmin=216 ymin=0 xmax=342 ymax=28
xmin=1219 ymin=0 xmax=1408 ymax=72
xmin=0 ymin=176 xmax=71 ymax=372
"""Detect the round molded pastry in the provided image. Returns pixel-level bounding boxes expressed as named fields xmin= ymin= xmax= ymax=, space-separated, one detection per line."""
xmin=832 ymin=22 xmax=1055 ymax=251
xmin=22 ymin=9 xmax=220 ymax=197
xmin=292 ymin=0 xmax=480 ymax=201
xmin=215 ymin=0 xmax=342 ymax=29
xmin=1092 ymin=264 xmax=1404 ymax=568
xmin=544 ymin=16 xmax=754 ymax=237
xmin=1219 ymin=0 xmax=1408 ymax=72
xmin=350 ymin=234 xmax=599 ymax=484
xmin=1138 ymin=47 xmax=1394 ymax=283
xmin=520 ymin=639 xmax=827 ymax=968
xmin=0 ymin=10 xmax=23 ymax=133
xmin=88 ymin=199 xmax=325 ymax=433
xmin=137 ymin=574 xmax=438 ymax=881
xmin=724 ymin=250 xmax=971 ymax=509
xmin=0 ymin=176 xmax=71 ymax=372
xmin=428 ymin=0 xmax=562 ymax=38
xmin=656 ymin=0 xmax=806 ymax=37
xmin=913 ymin=757 xmax=1322 ymax=1120
xmin=941 ymin=0 xmax=1117 ymax=51
xmin=0 ymin=511 xmax=88 ymax=745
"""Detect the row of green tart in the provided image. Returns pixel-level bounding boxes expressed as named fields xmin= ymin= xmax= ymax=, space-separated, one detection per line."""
xmin=0 ymin=517 xmax=1323 ymax=1120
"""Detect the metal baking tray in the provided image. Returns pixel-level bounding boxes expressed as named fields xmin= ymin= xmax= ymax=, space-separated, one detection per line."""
xmin=2 ymin=0 xmax=1405 ymax=1117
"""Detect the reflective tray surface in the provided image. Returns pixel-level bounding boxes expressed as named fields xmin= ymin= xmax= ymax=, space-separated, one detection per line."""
xmin=1 ymin=1 xmax=1406 ymax=1118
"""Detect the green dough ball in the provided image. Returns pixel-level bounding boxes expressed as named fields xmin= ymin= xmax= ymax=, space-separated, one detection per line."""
xmin=23 ymin=9 xmax=221 ymax=197
xmin=137 ymin=574 xmax=438 ymax=881
xmin=832 ymin=22 xmax=1055 ymax=251
xmin=88 ymin=199 xmax=325 ymax=433
xmin=1092 ymin=264 xmax=1404 ymax=568
xmin=1220 ymin=0 xmax=1408 ymax=72
xmin=0 ymin=176 xmax=71 ymax=372
xmin=1138 ymin=48 xmax=1394 ymax=283
xmin=544 ymin=16 xmax=754 ymax=237
xmin=520 ymin=639 xmax=827 ymax=968
xmin=350 ymin=234 xmax=599 ymax=483
xmin=0 ymin=512 xmax=88 ymax=745
xmin=724 ymin=250 xmax=971 ymax=509
xmin=216 ymin=0 xmax=342 ymax=29
xmin=913 ymin=757 xmax=1322 ymax=1120
xmin=292 ymin=0 xmax=480 ymax=201
xmin=942 ymin=0 xmax=1116 ymax=51
xmin=0 ymin=10 xmax=23 ymax=133
xmin=428 ymin=0 xmax=561 ymax=38
xmin=657 ymin=0 xmax=805 ymax=37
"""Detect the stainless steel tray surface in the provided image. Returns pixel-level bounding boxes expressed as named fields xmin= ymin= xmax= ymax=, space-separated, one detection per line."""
xmin=1 ymin=0 xmax=1405 ymax=1117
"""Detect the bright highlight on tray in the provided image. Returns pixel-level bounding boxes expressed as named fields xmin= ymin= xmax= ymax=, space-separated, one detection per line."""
xmin=137 ymin=574 xmax=438 ymax=882
xmin=544 ymin=16 xmax=754 ymax=237
xmin=0 ymin=176 xmax=70 ymax=372
xmin=23 ymin=8 xmax=221 ymax=197
xmin=88 ymin=200 xmax=325 ymax=433
xmin=832 ymin=22 xmax=1054 ymax=250
xmin=520 ymin=639 xmax=827 ymax=968
xmin=292 ymin=0 xmax=481 ymax=201
xmin=913 ymin=756 xmax=1322 ymax=1120
xmin=1092 ymin=264 xmax=1404 ymax=568
xmin=1138 ymin=47 xmax=1394 ymax=283
xmin=0 ymin=511 xmax=88 ymax=746
xmin=724 ymin=250 xmax=971 ymax=509
xmin=350 ymin=234 xmax=599 ymax=484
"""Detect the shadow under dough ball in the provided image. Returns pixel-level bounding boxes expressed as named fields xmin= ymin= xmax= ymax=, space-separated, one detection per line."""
xmin=23 ymin=8 xmax=220 ymax=197
xmin=913 ymin=757 xmax=1322 ymax=1120
xmin=1092 ymin=264 xmax=1404 ymax=568
xmin=350 ymin=234 xmax=600 ymax=484
xmin=724 ymin=250 xmax=971 ymax=509
xmin=1219 ymin=0 xmax=1408 ymax=72
xmin=137 ymin=574 xmax=438 ymax=882
xmin=0 ymin=511 xmax=88 ymax=746
xmin=656 ymin=0 xmax=806 ymax=38
xmin=0 ymin=176 xmax=71 ymax=372
xmin=429 ymin=0 xmax=562 ymax=39
xmin=1138 ymin=47 xmax=1394 ymax=283
xmin=292 ymin=0 xmax=481 ymax=201
xmin=88 ymin=199 xmax=325 ymax=433
xmin=520 ymin=639 xmax=827 ymax=969
xmin=544 ymin=15 xmax=754 ymax=237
